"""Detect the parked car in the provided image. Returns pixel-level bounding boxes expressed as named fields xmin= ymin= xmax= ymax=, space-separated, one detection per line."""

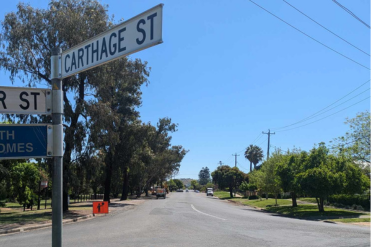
xmin=206 ymin=189 xmax=213 ymax=196
xmin=156 ymin=188 xmax=166 ymax=199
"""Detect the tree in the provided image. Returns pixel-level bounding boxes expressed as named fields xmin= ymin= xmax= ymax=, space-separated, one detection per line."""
xmin=296 ymin=143 xmax=367 ymax=212
xmin=173 ymin=179 xmax=184 ymax=189
xmin=10 ymin=163 xmax=40 ymax=211
xmin=0 ymin=0 xmax=118 ymax=211
xmin=331 ymin=111 xmax=370 ymax=163
xmin=276 ymin=150 xmax=307 ymax=207
xmin=168 ymin=179 xmax=177 ymax=192
xmin=198 ymin=167 xmax=211 ymax=185
xmin=211 ymin=165 xmax=246 ymax=198
xmin=245 ymin=145 xmax=264 ymax=172
xmin=249 ymin=150 xmax=282 ymax=205
xmin=191 ymin=180 xmax=198 ymax=190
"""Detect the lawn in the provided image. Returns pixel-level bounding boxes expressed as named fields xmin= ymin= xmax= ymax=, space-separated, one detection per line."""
xmin=0 ymin=201 xmax=93 ymax=225
xmin=297 ymin=197 xmax=317 ymax=204
xmin=232 ymin=198 xmax=293 ymax=208
xmin=213 ymin=191 xmax=232 ymax=200
xmin=330 ymin=218 xmax=370 ymax=223
xmin=266 ymin=204 xmax=366 ymax=218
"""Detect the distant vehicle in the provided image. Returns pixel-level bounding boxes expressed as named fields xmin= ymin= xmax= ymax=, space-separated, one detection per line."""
xmin=195 ymin=190 xmax=200 ymax=193
xmin=156 ymin=188 xmax=166 ymax=199
xmin=206 ymin=189 xmax=213 ymax=196
xmin=186 ymin=189 xmax=189 ymax=192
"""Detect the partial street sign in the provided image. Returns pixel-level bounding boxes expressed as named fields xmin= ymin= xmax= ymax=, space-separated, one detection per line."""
xmin=93 ymin=201 xmax=109 ymax=214
xmin=0 ymin=125 xmax=53 ymax=159
xmin=0 ymin=87 xmax=52 ymax=115
xmin=61 ymin=4 xmax=163 ymax=79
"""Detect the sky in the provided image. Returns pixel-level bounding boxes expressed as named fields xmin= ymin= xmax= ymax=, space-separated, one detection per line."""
xmin=0 ymin=0 xmax=369 ymax=179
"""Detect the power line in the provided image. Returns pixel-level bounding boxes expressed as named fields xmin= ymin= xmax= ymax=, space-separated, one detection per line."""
xmin=248 ymin=0 xmax=370 ymax=70
xmin=283 ymin=0 xmax=370 ymax=56
xmin=273 ymin=86 xmax=370 ymax=131
xmin=272 ymin=80 xmax=370 ymax=130
xmin=332 ymin=0 xmax=370 ymax=29
xmin=276 ymin=96 xmax=370 ymax=133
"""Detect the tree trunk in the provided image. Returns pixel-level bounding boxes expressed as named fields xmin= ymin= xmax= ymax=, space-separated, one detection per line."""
xmin=120 ymin=166 xmax=129 ymax=200
xmin=250 ymin=161 xmax=252 ymax=172
xmin=315 ymin=197 xmax=325 ymax=212
xmin=319 ymin=197 xmax=325 ymax=212
xmin=103 ymin=153 xmax=113 ymax=203
xmin=229 ymin=187 xmax=233 ymax=198
xmin=291 ymin=192 xmax=298 ymax=207
xmin=275 ymin=194 xmax=278 ymax=206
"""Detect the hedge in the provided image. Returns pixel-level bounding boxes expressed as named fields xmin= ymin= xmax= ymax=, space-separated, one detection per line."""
xmin=328 ymin=194 xmax=370 ymax=211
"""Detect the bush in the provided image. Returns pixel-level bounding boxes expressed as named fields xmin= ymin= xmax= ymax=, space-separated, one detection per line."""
xmin=249 ymin=195 xmax=260 ymax=200
xmin=328 ymin=194 xmax=370 ymax=211
xmin=261 ymin=193 xmax=281 ymax=199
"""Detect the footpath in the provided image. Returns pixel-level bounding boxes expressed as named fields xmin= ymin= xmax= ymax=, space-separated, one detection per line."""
xmin=0 ymin=197 xmax=150 ymax=236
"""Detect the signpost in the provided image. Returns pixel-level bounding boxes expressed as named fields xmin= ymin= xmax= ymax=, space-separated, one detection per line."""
xmin=0 ymin=87 xmax=52 ymax=115
xmin=0 ymin=4 xmax=163 ymax=247
xmin=0 ymin=125 xmax=53 ymax=159
xmin=61 ymin=4 xmax=163 ymax=78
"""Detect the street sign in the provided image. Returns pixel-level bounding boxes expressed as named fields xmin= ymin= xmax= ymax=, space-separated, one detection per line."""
xmin=61 ymin=4 xmax=163 ymax=79
xmin=0 ymin=125 xmax=53 ymax=159
xmin=41 ymin=181 xmax=48 ymax=189
xmin=0 ymin=86 xmax=52 ymax=115
xmin=93 ymin=201 xmax=109 ymax=214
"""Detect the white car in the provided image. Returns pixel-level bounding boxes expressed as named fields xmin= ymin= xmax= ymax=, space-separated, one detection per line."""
xmin=206 ymin=189 xmax=213 ymax=196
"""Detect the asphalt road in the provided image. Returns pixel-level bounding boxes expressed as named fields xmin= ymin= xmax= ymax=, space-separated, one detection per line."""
xmin=0 ymin=191 xmax=370 ymax=247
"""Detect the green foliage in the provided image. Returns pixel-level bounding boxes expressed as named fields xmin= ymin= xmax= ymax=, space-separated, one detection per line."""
xmin=173 ymin=179 xmax=184 ymax=189
xmin=191 ymin=180 xmax=198 ymax=190
xmin=198 ymin=167 xmax=211 ymax=185
xmin=248 ymin=195 xmax=259 ymax=200
xmin=331 ymin=110 xmax=370 ymax=163
xmin=297 ymin=143 xmax=369 ymax=212
xmin=250 ymin=150 xmax=282 ymax=197
xmin=239 ymin=181 xmax=249 ymax=192
xmin=211 ymin=165 xmax=246 ymax=197
xmin=244 ymin=145 xmax=264 ymax=171
xmin=168 ymin=179 xmax=177 ymax=191
xmin=10 ymin=163 xmax=40 ymax=207
xmin=328 ymin=194 xmax=370 ymax=211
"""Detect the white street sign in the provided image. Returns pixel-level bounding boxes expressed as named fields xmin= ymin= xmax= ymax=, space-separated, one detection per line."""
xmin=61 ymin=4 xmax=163 ymax=79
xmin=0 ymin=87 xmax=52 ymax=115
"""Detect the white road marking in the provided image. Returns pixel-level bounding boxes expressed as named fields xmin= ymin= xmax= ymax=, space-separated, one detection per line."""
xmin=191 ymin=204 xmax=226 ymax=221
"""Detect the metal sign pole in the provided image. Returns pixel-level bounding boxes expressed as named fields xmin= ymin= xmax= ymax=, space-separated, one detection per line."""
xmin=51 ymin=48 xmax=63 ymax=247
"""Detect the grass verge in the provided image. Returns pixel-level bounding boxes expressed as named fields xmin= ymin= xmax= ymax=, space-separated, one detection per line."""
xmin=266 ymin=204 xmax=365 ymax=218
xmin=329 ymin=218 xmax=370 ymax=223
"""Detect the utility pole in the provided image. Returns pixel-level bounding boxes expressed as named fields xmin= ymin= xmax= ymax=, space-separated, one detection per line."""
xmin=232 ymin=153 xmax=240 ymax=167
xmin=218 ymin=161 xmax=223 ymax=166
xmin=262 ymin=129 xmax=275 ymax=160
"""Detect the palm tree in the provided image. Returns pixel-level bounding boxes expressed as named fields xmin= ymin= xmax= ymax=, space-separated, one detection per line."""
xmin=252 ymin=146 xmax=264 ymax=170
xmin=244 ymin=145 xmax=264 ymax=172
xmin=244 ymin=145 xmax=254 ymax=172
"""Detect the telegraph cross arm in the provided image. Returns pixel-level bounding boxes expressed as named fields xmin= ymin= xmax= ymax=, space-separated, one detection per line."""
xmin=0 ymin=86 xmax=52 ymax=115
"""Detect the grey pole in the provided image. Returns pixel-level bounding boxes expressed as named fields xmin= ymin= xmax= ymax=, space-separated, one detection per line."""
xmin=51 ymin=48 xmax=63 ymax=247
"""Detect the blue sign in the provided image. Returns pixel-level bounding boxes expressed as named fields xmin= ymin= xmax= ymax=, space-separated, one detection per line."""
xmin=0 ymin=125 xmax=52 ymax=159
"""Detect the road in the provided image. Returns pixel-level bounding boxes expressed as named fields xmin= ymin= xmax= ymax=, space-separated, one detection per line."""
xmin=0 ymin=191 xmax=369 ymax=247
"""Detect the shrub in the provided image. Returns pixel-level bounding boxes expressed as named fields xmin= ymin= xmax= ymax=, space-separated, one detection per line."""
xmin=249 ymin=195 xmax=260 ymax=200
xmin=328 ymin=194 xmax=370 ymax=211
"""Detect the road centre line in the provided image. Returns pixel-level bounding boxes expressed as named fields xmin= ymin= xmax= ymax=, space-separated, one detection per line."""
xmin=191 ymin=204 xmax=226 ymax=221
